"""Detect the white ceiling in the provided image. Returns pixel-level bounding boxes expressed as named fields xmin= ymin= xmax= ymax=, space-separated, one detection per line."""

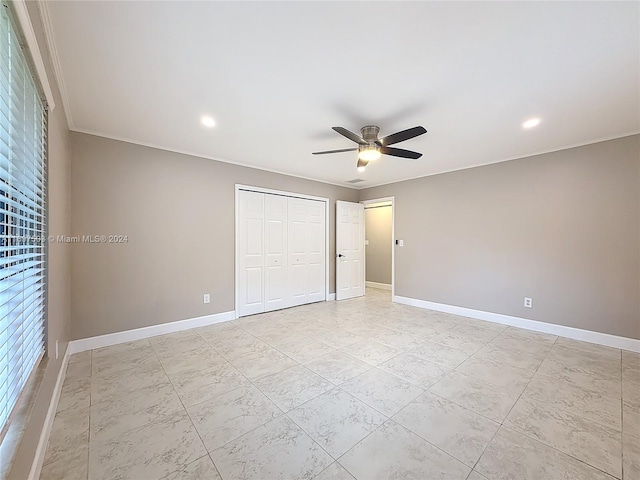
xmin=42 ymin=1 xmax=639 ymax=188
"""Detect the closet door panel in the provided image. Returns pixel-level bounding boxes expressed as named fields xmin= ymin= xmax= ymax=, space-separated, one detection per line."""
xmin=264 ymin=194 xmax=288 ymax=311
xmin=288 ymin=197 xmax=309 ymax=306
xmin=307 ymin=200 xmax=326 ymax=301
xmin=245 ymin=268 xmax=263 ymax=305
xmin=238 ymin=191 xmax=265 ymax=316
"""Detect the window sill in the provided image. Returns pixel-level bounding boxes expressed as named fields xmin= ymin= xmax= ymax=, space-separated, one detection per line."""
xmin=0 ymin=355 xmax=47 ymax=479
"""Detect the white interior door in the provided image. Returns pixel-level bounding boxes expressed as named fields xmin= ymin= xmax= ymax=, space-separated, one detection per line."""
xmin=238 ymin=190 xmax=265 ymax=316
xmin=336 ymin=200 xmax=365 ymax=300
xmin=264 ymin=194 xmax=288 ymax=311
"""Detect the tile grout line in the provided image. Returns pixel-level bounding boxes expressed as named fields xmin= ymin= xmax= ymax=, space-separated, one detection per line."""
xmin=148 ymin=335 xmax=227 ymax=480
xmin=47 ymin=352 xmax=94 ymax=479
xmin=620 ymin=348 xmax=624 ymax=480
xmin=197 ymin=324 xmax=352 ymax=477
xmin=233 ymin=305 xmax=406 ymax=477
xmin=190 ymin=325 xmax=341 ymax=477
xmin=487 ymin=336 xmax=625 ymax=480
xmin=85 ymin=350 xmax=92 ymax=480
xmin=496 ymin=425 xmax=620 ymax=480
xmin=469 ymin=334 xmax=559 ymax=474
xmin=497 ymin=334 xmax=559 ymax=422
xmin=333 ymin=417 xmax=474 ymax=477
xmin=91 ymin=336 xmax=228 ymax=479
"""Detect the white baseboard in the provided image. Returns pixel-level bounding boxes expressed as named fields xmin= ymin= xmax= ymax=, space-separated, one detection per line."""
xmin=393 ymin=295 xmax=640 ymax=353
xmin=366 ymin=281 xmax=392 ymax=291
xmin=327 ymin=293 xmax=336 ymax=301
xmin=30 ymin=310 xmax=236 ymax=478
xmin=67 ymin=310 xmax=236 ymax=354
xmin=28 ymin=347 xmax=70 ymax=480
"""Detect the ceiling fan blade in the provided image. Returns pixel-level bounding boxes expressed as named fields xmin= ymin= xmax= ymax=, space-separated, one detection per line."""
xmin=357 ymin=158 xmax=369 ymax=168
xmin=380 ymin=146 xmax=422 ymax=159
xmin=312 ymin=148 xmax=358 ymax=155
xmin=376 ymin=126 xmax=427 ymax=146
xmin=332 ymin=127 xmax=367 ymax=145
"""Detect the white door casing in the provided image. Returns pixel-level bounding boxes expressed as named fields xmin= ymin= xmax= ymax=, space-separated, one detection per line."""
xmin=361 ymin=196 xmax=395 ymax=297
xmin=336 ymin=200 xmax=365 ymax=300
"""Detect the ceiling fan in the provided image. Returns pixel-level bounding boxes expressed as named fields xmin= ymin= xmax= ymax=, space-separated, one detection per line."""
xmin=313 ymin=125 xmax=427 ymax=171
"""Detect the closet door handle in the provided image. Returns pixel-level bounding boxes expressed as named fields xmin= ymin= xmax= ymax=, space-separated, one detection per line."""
xmin=337 ymin=253 xmax=345 ymax=258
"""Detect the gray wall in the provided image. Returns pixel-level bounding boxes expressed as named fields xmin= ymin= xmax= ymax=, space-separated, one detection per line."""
xmin=7 ymin=3 xmax=72 ymax=479
xmin=360 ymin=135 xmax=640 ymax=339
xmin=70 ymin=133 xmax=359 ymax=340
xmin=365 ymin=205 xmax=392 ymax=285
xmin=71 ymin=134 xmax=640 ymax=341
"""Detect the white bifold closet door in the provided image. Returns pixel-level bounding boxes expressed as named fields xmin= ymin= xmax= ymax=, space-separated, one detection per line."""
xmin=288 ymin=197 xmax=326 ymax=307
xmin=237 ymin=191 xmax=266 ymax=316
xmin=264 ymin=194 xmax=288 ymax=311
xmin=237 ymin=190 xmax=326 ymax=317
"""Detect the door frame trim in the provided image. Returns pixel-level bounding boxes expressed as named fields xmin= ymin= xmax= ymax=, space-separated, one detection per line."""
xmin=235 ymin=184 xmax=330 ymax=317
xmin=361 ymin=196 xmax=395 ymax=298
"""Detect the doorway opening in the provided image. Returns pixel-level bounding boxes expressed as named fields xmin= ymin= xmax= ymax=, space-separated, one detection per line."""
xmin=361 ymin=197 xmax=394 ymax=298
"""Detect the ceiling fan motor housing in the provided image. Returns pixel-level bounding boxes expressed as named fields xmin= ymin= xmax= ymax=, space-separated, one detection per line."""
xmin=361 ymin=125 xmax=380 ymax=142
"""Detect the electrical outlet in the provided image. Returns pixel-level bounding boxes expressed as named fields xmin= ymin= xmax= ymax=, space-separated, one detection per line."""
xmin=203 ymin=294 xmax=211 ymax=304
xmin=55 ymin=340 xmax=59 ymax=360
xmin=524 ymin=297 xmax=533 ymax=308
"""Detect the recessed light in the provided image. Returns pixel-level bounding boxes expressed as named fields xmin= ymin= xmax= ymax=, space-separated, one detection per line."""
xmin=522 ymin=118 xmax=541 ymax=129
xmin=201 ymin=116 xmax=216 ymax=127
xmin=357 ymin=166 xmax=366 ymax=173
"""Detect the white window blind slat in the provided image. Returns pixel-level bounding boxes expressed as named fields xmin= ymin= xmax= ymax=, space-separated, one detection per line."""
xmin=0 ymin=3 xmax=47 ymax=431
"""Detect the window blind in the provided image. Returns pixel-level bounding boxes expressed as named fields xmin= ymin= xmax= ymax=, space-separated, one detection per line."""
xmin=0 ymin=3 xmax=47 ymax=432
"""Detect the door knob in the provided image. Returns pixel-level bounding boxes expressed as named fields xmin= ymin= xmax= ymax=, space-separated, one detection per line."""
xmin=337 ymin=253 xmax=345 ymax=258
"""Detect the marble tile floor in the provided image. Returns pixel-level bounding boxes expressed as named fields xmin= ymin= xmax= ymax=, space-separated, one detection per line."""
xmin=41 ymin=289 xmax=639 ymax=480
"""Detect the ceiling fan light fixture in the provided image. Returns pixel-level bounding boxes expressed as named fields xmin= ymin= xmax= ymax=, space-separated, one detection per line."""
xmin=358 ymin=145 xmax=381 ymax=162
